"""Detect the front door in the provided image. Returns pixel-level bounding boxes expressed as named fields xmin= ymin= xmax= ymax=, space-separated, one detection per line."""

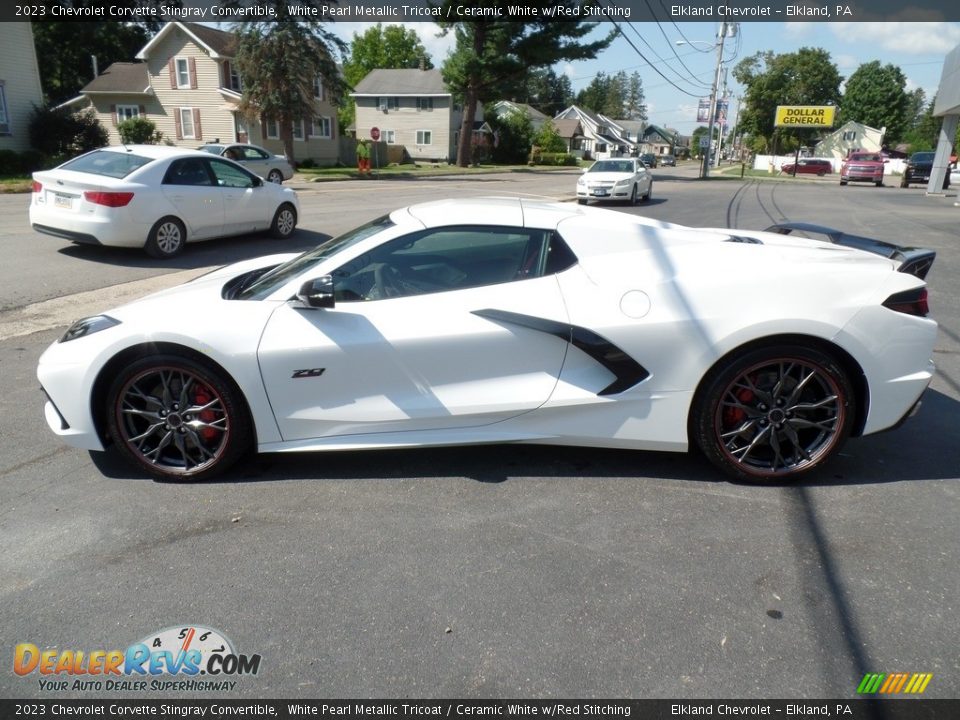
xmin=257 ymin=225 xmax=572 ymax=441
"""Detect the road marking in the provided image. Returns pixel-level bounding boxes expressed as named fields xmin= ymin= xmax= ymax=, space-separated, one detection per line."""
xmin=0 ymin=266 xmax=216 ymax=341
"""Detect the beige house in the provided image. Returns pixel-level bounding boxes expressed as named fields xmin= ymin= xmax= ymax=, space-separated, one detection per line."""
xmin=61 ymin=22 xmax=340 ymax=165
xmin=0 ymin=23 xmax=45 ymax=152
xmin=814 ymin=120 xmax=884 ymax=159
xmin=352 ymin=69 xmax=485 ymax=163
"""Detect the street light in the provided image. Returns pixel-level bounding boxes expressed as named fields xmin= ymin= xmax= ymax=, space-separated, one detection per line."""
xmin=677 ymin=24 xmax=734 ymax=179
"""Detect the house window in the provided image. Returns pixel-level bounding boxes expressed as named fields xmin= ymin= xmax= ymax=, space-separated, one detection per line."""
xmin=179 ymin=108 xmax=196 ymax=139
xmin=313 ymin=77 xmax=325 ymax=101
xmin=375 ymin=97 xmax=399 ymax=111
xmin=310 ymin=116 xmax=332 ymax=138
xmin=229 ymin=66 xmax=242 ymax=92
xmin=416 ymin=130 xmax=432 ymax=145
xmin=384 ymin=130 xmax=396 ymax=143
xmin=175 ymin=58 xmax=190 ymax=88
xmin=0 ymin=82 xmax=10 ymax=134
xmin=266 ymin=119 xmax=279 ymax=139
xmin=116 ymin=105 xmax=140 ymax=122
xmin=417 ymin=97 xmax=434 ymax=112
xmin=292 ymin=119 xmax=304 ymax=141
xmin=843 ymin=130 xmax=857 ymax=141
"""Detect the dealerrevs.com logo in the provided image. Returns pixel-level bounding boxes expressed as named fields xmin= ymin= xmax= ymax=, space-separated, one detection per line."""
xmin=13 ymin=625 xmax=262 ymax=692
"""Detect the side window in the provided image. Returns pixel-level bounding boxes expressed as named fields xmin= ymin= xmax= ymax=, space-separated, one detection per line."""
xmin=329 ymin=226 xmax=553 ymax=302
xmin=208 ymin=159 xmax=255 ymax=188
xmin=244 ymin=147 xmax=269 ymax=160
xmin=163 ymin=158 xmax=213 ymax=186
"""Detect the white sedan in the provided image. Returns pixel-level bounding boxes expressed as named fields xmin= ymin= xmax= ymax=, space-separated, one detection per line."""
xmin=577 ymin=158 xmax=653 ymax=205
xmin=37 ymin=198 xmax=936 ymax=483
xmin=29 ymin=145 xmax=300 ymax=258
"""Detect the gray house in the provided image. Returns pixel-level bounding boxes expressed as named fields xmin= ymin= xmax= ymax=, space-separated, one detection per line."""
xmin=352 ymin=69 xmax=485 ymax=163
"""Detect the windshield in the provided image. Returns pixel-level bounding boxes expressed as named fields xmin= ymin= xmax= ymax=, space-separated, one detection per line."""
xmin=850 ymin=153 xmax=881 ymax=162
xmin=236 ymin=215 xmax=395 ymax=300
xmin=911 ymin=152 xmax=935 ymax=162
xmin=198 ymin=145 xmax=225 ymax=155
xmin=60 ymin=150 xmax=153 ymax=178
xmin=589 ymin=160 xmax=633 ymax=173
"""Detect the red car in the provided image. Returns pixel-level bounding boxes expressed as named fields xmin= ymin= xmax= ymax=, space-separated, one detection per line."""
xmin=840 ymin=152 xmax=885 ymax=187
xmin=781 ymin=158 xmax=833 ymax=176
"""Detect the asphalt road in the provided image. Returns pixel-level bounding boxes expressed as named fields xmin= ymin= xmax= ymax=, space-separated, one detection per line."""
xmin=1 ymin=164 xmax=958 ymax=700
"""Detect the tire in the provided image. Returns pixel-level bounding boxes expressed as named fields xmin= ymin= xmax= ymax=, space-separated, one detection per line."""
xmin=642 ymin=181 xmax=652 ymax=201
xmin=145 ymin=217 xmax=186 ymax=259
xmin=900 ymin=176 xmax=909 ymax=188
xmin=270 ymin=203 xmax=297 ymax=239
xmin=875 ymin=180 xmax=883 ymax=187
xmin=267 ymin=169 xmax=284 ymax=184
xmin=692 ymin=344 xmax=854 ymax=483
xmin=629 ymin=185 xmax=638 ymax=205
xmin=106 ymin=354 xmax=252 ymax=482
xmin=577 ymin=198 xmax=588 ymax=205
xmin=839 ymin=179 xmax=847 ymax=186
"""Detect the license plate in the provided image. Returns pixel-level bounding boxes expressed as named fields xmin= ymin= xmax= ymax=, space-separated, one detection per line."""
xmin=54 ymin=193 xmax=74 ymax=209
xmin=592 ymin=189 xmax=609 ymax=197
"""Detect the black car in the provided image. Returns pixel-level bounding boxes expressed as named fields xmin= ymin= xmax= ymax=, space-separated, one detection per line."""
xmin=901 ymin=152 xmax=949 ymax=188
xmin=639 ymin=153 xmax=658 ymax=168
xmin=660 ymin=155 xmax=677 ymax=167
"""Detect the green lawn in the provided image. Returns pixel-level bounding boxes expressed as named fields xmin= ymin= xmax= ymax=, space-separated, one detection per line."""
xmin=0 ymin=177 xmax=32 ymax=193
xmin=298 ymin=162 xmax=580 ymax=181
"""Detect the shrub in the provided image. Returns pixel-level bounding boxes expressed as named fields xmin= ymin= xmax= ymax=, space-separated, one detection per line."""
xmin=529 ymin=152 xmax=578 ymax=166
xmin=29 ymin=106 xmax=108 ymax=158
xmin=0 ymin=149 xmax=22 ymax=175
xmin=117 ymin=116 xmax=163 ymax=145
xmin=297 ymin=158 xmax=317 ymax=169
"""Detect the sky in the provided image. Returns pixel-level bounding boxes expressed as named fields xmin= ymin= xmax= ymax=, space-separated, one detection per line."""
xmin=327 ymin=20 xmax=960 ymax=135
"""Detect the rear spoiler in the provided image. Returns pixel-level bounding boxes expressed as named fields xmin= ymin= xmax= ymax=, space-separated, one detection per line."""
xmin=763 ymin=222 xmax=936 ymax=280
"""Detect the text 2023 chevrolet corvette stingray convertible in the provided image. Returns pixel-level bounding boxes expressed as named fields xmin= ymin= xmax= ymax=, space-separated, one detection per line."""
xmin=38 ymin=198 xmax=937 ymax=483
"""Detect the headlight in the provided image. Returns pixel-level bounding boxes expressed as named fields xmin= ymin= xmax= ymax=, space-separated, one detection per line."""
xmin=59 ymin=315 xmax=120 ymax=343
xmin=577 ymin=178 xmax=586 ymax=186
xmin=615 ymin=178 xmax=631 ymax=186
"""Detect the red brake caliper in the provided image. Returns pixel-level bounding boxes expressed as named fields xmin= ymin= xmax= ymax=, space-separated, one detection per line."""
xmin=723 ymin=385 xmax=755 ymax=429
xmin=193 ymin=385 xmax=219 ymax=443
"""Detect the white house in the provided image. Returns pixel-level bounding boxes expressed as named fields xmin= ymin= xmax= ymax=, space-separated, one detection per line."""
xmin=814 ymin=120 xmax=885 ymax=159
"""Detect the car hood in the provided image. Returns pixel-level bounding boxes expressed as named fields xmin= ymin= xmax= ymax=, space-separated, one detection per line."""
xmin=107 ymin=253 xmax=299 ymax=320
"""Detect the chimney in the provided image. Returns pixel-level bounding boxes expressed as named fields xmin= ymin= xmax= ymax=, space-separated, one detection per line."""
xmin=419 ymin=55 xmax=425 ymax=72
xmin=91 ymin=55 xmax=98 ymax=78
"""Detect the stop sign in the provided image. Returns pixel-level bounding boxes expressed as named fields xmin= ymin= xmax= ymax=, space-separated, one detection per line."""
xmin=370 ymin=127 xmax=381 ymax=141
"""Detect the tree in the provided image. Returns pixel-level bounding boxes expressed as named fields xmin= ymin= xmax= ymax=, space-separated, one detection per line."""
xmin=623 ymin=71 xmax=648 ymax=122
xmin=438 ymin=13 xmax=613 ymax=167
xmin=840 ymin=61 xmax=910 ymax=144
xmin=340 ymin=24 xmax=432 ymax=130
xmin=524 ymin=68 xmax=574 ymax=116
xmin=117 ymin=116 xmax=164 ymax=145
xmin=733 ymin=48 xmax=842 ymax=153
xmin=228 ymin=0 xmax=346 ymax=164
xmin=486 ymin=108 xmax=534 ymax=164
xmin=32 ymin=23 xmax=150 ymax=106
xmin=533 ymin=119 xmax=566 ymax=153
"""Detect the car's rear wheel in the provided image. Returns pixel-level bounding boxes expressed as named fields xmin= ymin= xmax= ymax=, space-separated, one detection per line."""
xmin=693 ymin=345 xmax=854 ymax=483
xmin=106 ymin=354 xmax=251 ymax=482
xmin=270 ymin=203 xmax=297 ymax=239
xmin=267 ymin=169 xmax=284 ymax=184
xmin=145 ymin=217 xmax=186 ymax=258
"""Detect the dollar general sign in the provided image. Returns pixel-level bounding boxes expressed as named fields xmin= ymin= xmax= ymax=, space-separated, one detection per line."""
xmin=775 ymin=106 xmax=837 ymax=128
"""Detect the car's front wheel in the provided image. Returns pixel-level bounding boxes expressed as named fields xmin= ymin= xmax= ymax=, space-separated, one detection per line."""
xmin=270 ymin=203 xmax=297 ymax=239
xmin=106 ymin=354 xmax=251 ymax=481
xmin=692 ymin=344 xmax=854 ymax=483
xmin=145 ymin=216 xmax=186 ymax=258
xmin=642 ymin=181 xmax=652 ymax=201
xmin=629 ymin=185 xmax=638 ymax=205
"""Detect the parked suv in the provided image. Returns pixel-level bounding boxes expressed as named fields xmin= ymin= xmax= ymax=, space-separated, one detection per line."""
xmin=900 ymin=152 xmax=949 ymax=189
xmin=781 ymin=158 xmax=833 ymax=176
xmin=840 ymin=152 xmax=885 ymax=187
xmin=639 ymin=153 xmax=658 ymax=168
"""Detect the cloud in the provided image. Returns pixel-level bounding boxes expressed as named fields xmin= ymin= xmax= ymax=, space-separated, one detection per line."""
xmin=828 ymin=22 xmax=960 ymax=55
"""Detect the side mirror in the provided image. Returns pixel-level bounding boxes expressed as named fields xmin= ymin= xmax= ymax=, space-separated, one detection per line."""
xmin=296 ymin=276 xmax=335 ymax=308
xmin=253 ymin=176 xmax=263 ymax=187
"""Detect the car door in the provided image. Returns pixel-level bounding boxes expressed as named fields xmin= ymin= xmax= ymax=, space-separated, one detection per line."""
xmin=207 ymin=159 xmax=270 ymax=236
xmin=160 ymin=158 xmax=224 ymax=240
xmin=257 ymin=226 xmax=574 ymax=441
xmin=237 ymin=145 xmax=271 ymax=178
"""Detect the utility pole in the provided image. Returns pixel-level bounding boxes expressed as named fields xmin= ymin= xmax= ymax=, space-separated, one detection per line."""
xmin=702 ymin=22 xmax=728 ymax=179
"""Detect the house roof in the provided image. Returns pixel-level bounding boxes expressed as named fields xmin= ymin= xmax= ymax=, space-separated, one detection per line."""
xmin=81 ymin=62 xmax=150 ymax=94
xmin=352 ymin=69 xmax=449 ymax=97
xmin=494 ymin=101 xmax=549 ymax=122
xmin=553 ymin=118 xmax=583 ymax=139
xmin=136 ymin=21 xmax=236 ymax=61
xmin=614 ymin=120 xmax=645 ymax=136
xmin=643 ymin=124 xmax=675 ymax=142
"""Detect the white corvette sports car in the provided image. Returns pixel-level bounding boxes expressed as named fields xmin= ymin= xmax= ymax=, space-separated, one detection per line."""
xmin=38 ymin=198 xmax=937 ymax=483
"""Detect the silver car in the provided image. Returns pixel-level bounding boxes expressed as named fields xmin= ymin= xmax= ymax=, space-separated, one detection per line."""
xmin=197 ymin=143 xmax=294 ymax=184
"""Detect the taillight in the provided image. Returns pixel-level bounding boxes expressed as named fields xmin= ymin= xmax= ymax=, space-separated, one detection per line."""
xmin=83 ymin=191 xmax=134 ymax=208
xmin=32 ymin=181 xmax=42 ymax=193
xmin=883 ymin=287 xmax=929 ymax=317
